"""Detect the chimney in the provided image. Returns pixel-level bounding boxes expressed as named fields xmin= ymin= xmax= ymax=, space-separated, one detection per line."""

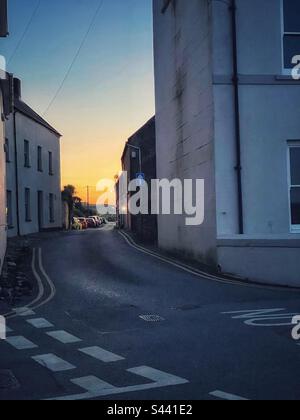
xmin=13 ymin=78 xmax=21 ymax=100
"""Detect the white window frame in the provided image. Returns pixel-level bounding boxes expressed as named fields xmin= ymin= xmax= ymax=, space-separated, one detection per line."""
xmin=281 ymin=0 xmax=300 ymax=75
xmin=288 ymin=143 xmax=300 ymax=233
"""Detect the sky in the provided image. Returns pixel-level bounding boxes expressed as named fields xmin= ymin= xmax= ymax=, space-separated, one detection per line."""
xmin=0 ymin=0 xmax=155 ymax=203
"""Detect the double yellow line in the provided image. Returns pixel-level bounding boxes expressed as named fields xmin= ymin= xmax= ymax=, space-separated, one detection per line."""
xmin=3 ymin=248 xmax=56 ymax=320
xmin=118 ymin=230 xmax=299 ymax=292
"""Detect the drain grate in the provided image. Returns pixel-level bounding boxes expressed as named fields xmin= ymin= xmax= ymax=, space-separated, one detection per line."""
xmin=139 ymin=315 xmax=165 ymax=322
xmin=0 ymin=370 xmax=20 ymax=390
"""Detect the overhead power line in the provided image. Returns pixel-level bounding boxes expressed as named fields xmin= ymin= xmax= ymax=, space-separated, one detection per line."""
xmin=8 ymin=0 xmax=42 ymax=65
xmin=43 ymin=0 xmax=105 ymax=117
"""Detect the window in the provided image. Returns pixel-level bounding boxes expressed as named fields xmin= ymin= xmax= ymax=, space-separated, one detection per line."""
xmin=37 ymin=146 xmax=43 ymax=172
xmin=162 ymin=0 xmax=172 ymax=13
xmin=48 ymin=151 xmax=53 ymax=175
xmin=24 ymin=140 xmax=30 ymax=168
xmin=288 ymin=145 xmax=300 ymax=231
xmin=6 ymin=190 xmax=13 ymax=228
xmin=49 ymin=193 xmax=54 ymax=223
xmin=282 ymin=0 xmax=300 ymax=69
xmin=4 ymin=138 xmax=10 ymax=162
xmin=25 ymin=188 xmax=31 ymax=222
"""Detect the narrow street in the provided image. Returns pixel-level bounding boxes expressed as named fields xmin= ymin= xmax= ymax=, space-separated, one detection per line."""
xmin=0 ymin=225 xmax=299 ymax=400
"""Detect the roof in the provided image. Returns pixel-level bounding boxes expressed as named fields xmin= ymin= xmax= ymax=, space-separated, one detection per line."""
xmin=121 ymin=116 xmax=155 ymax=163
xmin=14 ymin=98 xmax=62 ymax=137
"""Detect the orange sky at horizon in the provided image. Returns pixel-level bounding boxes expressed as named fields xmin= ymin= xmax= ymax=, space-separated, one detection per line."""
xmin=2 ymin=0 xmax=155 ymax=207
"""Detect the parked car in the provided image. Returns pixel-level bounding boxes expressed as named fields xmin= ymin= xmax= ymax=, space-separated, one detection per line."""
xmin=90 ymin=216 xmax=101 ymax=227
xmin=87 ymin=217 xmax=97 ymax=228
xmin=72 ymin=218 xmax=83 ymax=230
xmin=78 ymin=217 xmax=88 ymax=229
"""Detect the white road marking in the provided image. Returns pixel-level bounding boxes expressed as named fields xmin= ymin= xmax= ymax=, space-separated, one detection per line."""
xmin=34 ymin=248 xmax=56 ymax=309
xmin=46 ymin=330 xmax=82 ymax=344
xmin=210 ymin=390 xmax=248 ymax=401
xmin=71 ymin=376 xmax=115 ymax=393
xmin=28 ymin=248 xmax=45 ymax=308
xmin=79 ymin=346 xmax=124 ymax=363
xmin=6 ymin=336 xmax=38 ymax=350
xmin=222 ymin=308 xmax=299 ymax=327
xmin=32 ymin=354 xmax=76 ymax=372
xmin=14 ymin=307 xmax=36 ymax=317
xmin=127 ymin=366 xmax=186 ymax=385
xmin=27 ymin=318 xmax=54 ymax=329
xmin=48 ymin=366 xmax=189 ymax=400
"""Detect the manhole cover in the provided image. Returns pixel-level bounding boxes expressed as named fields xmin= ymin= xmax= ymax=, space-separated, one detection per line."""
xmin=139 ymin=315 xmax=165 ymax=322
xmin=0 ymin=370 xmax=19 ymax=390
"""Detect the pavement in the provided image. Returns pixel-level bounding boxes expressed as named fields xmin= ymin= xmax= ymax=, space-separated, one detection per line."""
xmin=0 ymin=224 xmax=300 ymax=400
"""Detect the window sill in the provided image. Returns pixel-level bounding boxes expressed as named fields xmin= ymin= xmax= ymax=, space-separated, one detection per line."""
xmin=290 ymin=228 xmax=300 ymax=234
xmin=276 ymin=74 xmax=298 ymax=81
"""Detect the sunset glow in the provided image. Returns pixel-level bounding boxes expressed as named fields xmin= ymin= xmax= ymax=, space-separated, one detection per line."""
xmin=0 ymin=0 xmax=154 ymax=204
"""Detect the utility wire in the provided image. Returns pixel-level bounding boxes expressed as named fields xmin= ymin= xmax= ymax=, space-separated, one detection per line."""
xmin=8 ymin=0 xmax=42 ymax=65
xmin=43 ymin=0 xmax=105 ymax=117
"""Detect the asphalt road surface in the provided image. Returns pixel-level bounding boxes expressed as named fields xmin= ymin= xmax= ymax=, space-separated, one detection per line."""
xmin=1 ymin=224 xmax=300 ymax=400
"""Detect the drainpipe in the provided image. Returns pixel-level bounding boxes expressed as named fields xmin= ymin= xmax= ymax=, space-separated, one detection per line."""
xmin=230 ymin=0 xmax=244 ymax=234
xmin=13 ymin=111 xmax=20 ymax=236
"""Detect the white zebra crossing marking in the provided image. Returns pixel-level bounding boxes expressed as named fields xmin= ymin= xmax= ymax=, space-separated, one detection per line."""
xmin=0 ymin=316 xmax=6 ymax=339
xmin=6 ymin=336 xmax=38 ymax=350
xmin=79 ymin=346 xmax=124 ymax=363
xmin=46 ymin=330 xmax=82 ymax=344
xmin=71 ymin=376 xmax=114 ymax=393
xmin=27 ymin=318 xmax=54 ymax=329
xmin=32 ymin=354 xmax=76 ymax=372
xmin=14 ymin=308 xmax=36 ymax=317
xmin=49 ymin=366 xmax=189 ymax=400
xmin=128 ymin=366 xmax=186 ymax=385
xmin=210 ymin=390 xmax=248 ymax=401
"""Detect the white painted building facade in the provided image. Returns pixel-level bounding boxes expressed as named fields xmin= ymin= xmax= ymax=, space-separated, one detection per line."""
xmin=0 ymin=0 xmax=9 ymax=273
xmin=0 ymin=86 xmax=6 ymax=272
xmin=153 ymin=0 xmax=300 ymax=286
xmin=5 ymin=79 xmax=62 ymax=237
